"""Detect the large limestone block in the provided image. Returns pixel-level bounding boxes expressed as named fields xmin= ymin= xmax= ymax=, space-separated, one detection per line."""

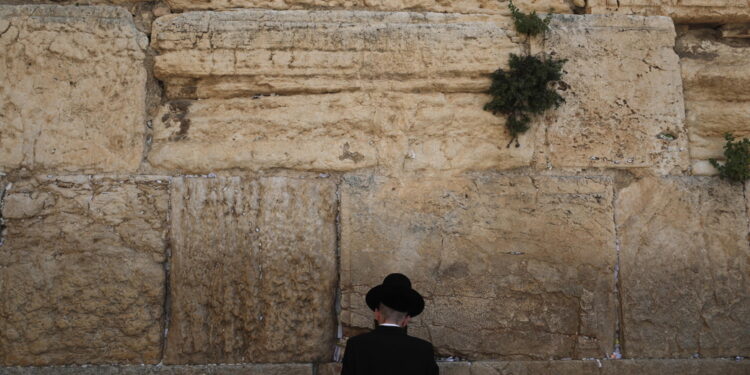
xmin=616 ymin=177 xmax=750 ymax=357
xmin=470 ymin=360 xmax=600 ymax=374
xmin=0 ymin=6 xmax=148 ymax=174
xmin=539 ymin=15 xmax=689 ymax=174
xmin=166 ymin=176 xmax=337 ymax=364
xmin=676 ymin=29 xmax=750 ymax=175
xmin=162 ymin=0 xmax=573 ymax=16
xmin=151 ymin=10 xmax=518 ymax=99
xmin=0 ymin=176 xmax=169 ymax=365
xmin=148 ymin=93 xmax=533 ymax=174
xmin=588 ymin=0 xmax=750 ymax=23
xmin=340 ymin=174 xmax=617 ymax=359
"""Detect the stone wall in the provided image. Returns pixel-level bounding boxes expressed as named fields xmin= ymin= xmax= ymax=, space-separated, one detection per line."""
xmin=0 ymin=0 xmax=749 ymax=373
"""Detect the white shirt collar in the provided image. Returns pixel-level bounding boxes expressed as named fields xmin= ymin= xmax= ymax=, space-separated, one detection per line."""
xmin=379 ymin=323 xmax=401 ymax=327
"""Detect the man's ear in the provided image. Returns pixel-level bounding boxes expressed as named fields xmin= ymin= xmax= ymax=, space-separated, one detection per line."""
xmin=401 ymin=315 xmax=411 ymax=327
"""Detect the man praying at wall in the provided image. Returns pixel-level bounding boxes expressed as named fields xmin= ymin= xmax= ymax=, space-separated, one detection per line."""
xmin=341 ymin=273 xmax=439 ymax=375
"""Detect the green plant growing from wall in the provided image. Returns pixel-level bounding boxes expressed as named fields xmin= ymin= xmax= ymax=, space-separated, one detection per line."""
xmin=485 ymin=0 xmax=565 ymax=147
xmin=709 ymin=133 xmax=750 ymax=183
xmin=508 ymin=0 xmax=551 ymax=37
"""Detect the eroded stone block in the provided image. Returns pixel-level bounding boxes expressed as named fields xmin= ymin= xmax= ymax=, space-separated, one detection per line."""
xmin=616 ymin=177 xmax=750 ymax=357
xmin=676 ymin=28 xmax=750 ymax=175
xmin=0 ymin=5 xmax=148 ymax=174
xmin=340 ymin=174 xmax=617 ymax=359
xmin=166 ymin=176 xmax=337 ymax=364
xmin=0 ymin=363 xmax=313 ymax=374
xmin=151 ymin=10 xmax=518 ymax=99
xmin=0 ymin=176 xmax=169 ymax=365
xmin=148 ymin=93 xmax=533 ymax=174
xmin=539 ymin=15 xmax=689 ymax=174
xmin=163 ymin=0 xmax=573 ymax=16
xmin=588 ymin=0 xmax=750 ymax=23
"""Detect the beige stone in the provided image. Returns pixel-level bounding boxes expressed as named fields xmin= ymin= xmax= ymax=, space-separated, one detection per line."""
xmin=0 ymin=364 xmax=313 ymax=374
xmin=340 ymin=174 xmax=617 ymax=359
xmin=0 ymin=5 xmax=148 ymax=174
xmin=588 ymin=0 xmax=750 ymax=23
xmin=615 ymin=177 xmax=750 ymax=358
xmin=151 ymin=10 xmax=518 ymax=99
xmin=600 ymin=359 xmax=750 ymax=375
xmin=166 ymin=176 xmax=337 ymax=364
xmin=470 ymin=360 xmax=600 ymax=374
xmin=148 ymin=93 xmax=533 ymax=174
xmin=676 ymin=28 xmax=750 ymax=175
xmin=538 ymin=15 xmax=689 ymax=174
xmin=163 ymin=0 xmax=572 ymax=16
xmin=0 ymin=176 xmax=169 ymax=365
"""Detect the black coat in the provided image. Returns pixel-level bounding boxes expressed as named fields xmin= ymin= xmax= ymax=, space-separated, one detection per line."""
xmin=341 ymin=325 xmax=439 ymax=375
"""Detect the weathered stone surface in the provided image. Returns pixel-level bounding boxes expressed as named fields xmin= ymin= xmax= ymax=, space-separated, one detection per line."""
xmin=676 ymin=28 xmax=750 ymax=175
xmin=148 ymin=93 xmax=533 ymax=174
xmin=616 ymin=177 xmax=750 ymax=358
xmin=166 ymin=176 xmax=337 ymax=364
xmin=340 ymin=174 xmax=617 ymax=359
xmin=0 ymin=176 xmax=168 ymax=365
xmin=600 ymin=359 xmax=750 ymax=375
xmin=151 ymin=10 xmax=518 ymax=99
xmin=470 ymin=360 xmax=600 ymax=374
xmin=0 ymin=5 xmax=148 ymax=174
xmin=537 ymin=15 xmax=689 ymax=174
xmin=163 ymin=0 xmax=573 ymax=16
xmin=588 ymin=0 xmax=750 ymax=23
xmin=0 ymin=364 xmax=313 ymax=374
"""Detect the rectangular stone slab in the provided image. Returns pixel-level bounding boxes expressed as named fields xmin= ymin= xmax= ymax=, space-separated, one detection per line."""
xmin=166 ymin=176 xmax=337 ymax=364
xmin=615 ymin=176 xmax=750 ymax=358
xmin=147 ymin=93 xmax=533 ymax=174
xmin=0 ymin=5 xmax=147 ymax=174
xmin=162 ymin=0 xmax=573 ymax=20
xmin=0 ymin=176 xmax=169 ymax=365
xmin=539 ymin=15 xmax=689 ymax=175
xmin=588 ymin=0 xmax=750 ymax=23
xmin=676 ymin=29 xmax=750 ymax=175
xmin=151 ymin=10 xmax=519 ymax=99
xmin=340 ymin=174 xmax=617 ymax=359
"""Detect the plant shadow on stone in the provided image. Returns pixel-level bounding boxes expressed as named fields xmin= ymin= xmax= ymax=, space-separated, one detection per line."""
xmin=709 ymin=133 xmax=750 ymax=183
xmin=484 ymin=0 xmax=566 ymax=147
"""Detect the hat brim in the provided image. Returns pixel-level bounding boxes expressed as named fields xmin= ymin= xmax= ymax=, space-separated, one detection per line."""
xmin=365 ymin=284 xmax=425 ymax=317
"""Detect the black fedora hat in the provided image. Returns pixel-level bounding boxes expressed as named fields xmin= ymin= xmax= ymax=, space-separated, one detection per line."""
xmin=365 ymin=273 xmax=425 ymax=317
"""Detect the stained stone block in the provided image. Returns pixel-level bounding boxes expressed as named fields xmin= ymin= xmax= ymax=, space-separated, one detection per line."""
xmin=599 ymin=359 xmax=750 ymax=375
xmin=340 ymin=174 xmax=617 ymax=359
xmin=0 ymin=363 xmax=313 ymax=374
xmin=676 ymin=28 xmax=750 ymax=175
xmin=616 ymin=177 xmax=750 ymax=357
xmin=588 ymin=0 xmax=750 ymax=23
xmin=538 ymin=15 xmax=689 ymax=174
xmin=148 ymin=93 xmax=533 ymax=174
xmin=162 ymin=0 xmax=573 ymax=17
xmin=151 ymin=10 xmax=518 ymax=99
xmin=0 ymin=5 xmax=148 ymax=174
xmin=166 ymin=176 xmax=337 ymax=364
xmin=0 ymin=176 xmax=169 ymax=365
xmin=470 ymin=360 xmax=600 ymax=375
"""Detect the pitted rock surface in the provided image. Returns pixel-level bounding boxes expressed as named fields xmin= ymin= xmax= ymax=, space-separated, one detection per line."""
xmin=166 ymin=176 xmax=337 ymax=364
xmin=616 ymin=176 xmax=750 ymax=358
xmin=0 ymin=5 xmax=147 ymax=174
xmin=340 ymin=174 xmax=617 ymax=359
xmin=0 ymin=176 xmax=168 ymax=365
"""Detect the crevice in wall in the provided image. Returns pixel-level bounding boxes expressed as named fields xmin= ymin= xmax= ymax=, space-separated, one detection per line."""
xmin=159 ymin=177 xmax=174 ymax=364
xmin=610 ymin=172 xmax=632 ymax=360
xmin=0 ymin=180 xmax=8 ymax=247
xmin=332 ymin=176 xmax=343 ymax=363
